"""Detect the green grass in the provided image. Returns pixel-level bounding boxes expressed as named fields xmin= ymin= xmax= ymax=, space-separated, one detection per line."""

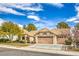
xmin=0 ymin=42 xmax=29 ymax=47
xmin=71 ymin=48 xmax=79 ymax=51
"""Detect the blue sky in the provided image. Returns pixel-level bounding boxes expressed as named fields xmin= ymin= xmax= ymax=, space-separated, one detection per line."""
xmin=0 ymin=3 xmax=79 ymax=29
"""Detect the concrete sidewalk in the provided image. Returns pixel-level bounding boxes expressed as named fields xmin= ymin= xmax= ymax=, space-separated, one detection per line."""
xmin=0 ymin=44 xmax=79 ymax=56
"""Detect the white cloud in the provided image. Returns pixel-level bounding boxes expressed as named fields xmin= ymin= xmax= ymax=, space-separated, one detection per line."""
xmin=49 ymin=3 xmax=64 ymax=8
xmin=6 ymin=3 xmax=43 ymax=11
xmin=74 ymin=21 xmax=79 ymax=23
xmin=34 ymin=20 xmax=56 ymax=29
xmin=0 ymin=3 xmax=43 ymax=15
xmin=0 ymin=4 xmax=25 ymax=15
xmin=66 ymin=4 xmax=79 ymax=23
xmin=18 ymin=24 xmax=23 ymax=28
xmin=21 ymin=7 xmax=43 ymax=11
xmin=27 ymin=12 xmax=36 ymax=15
xmin=0 ymin=18 xmax=23 ymax=30
xmin=0 ymin=18 xmax=23 ymax=29
xmin=27 ymin=15 xmax=41 ymax=21
xmin=75 ymin=5 xmax=79 ymax=17
xmin=66 ymin=17 xmax=77 ymax=22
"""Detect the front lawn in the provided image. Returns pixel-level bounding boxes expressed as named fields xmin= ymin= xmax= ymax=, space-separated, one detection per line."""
xmin=0 ymin=39 xmax=29 ymax=47
xmin=71 ymin=48 xmax=79 ymax=51
xmin=0 ymin=42 xmax=29 ymax=47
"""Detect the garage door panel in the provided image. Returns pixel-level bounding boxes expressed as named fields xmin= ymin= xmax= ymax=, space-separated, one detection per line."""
xmin=38 ymin=36 xmax=53 ymax=44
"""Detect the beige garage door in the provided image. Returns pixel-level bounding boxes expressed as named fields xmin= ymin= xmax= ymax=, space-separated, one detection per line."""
xmin=38 ymin=36 xmax=53 ymax=44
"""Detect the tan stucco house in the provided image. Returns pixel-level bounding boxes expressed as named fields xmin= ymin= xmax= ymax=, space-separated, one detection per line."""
xmin=23 ymin=28 xmax=70 ymax=44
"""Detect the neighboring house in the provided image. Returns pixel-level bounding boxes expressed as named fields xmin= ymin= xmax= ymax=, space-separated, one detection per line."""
xmin=23 ymin=28 xmax=70 ymax=44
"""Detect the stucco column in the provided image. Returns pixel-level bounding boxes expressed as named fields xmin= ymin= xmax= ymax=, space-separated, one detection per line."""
xmin=53 ymin=35 xmax=57 ymax=44
xmin=29 ymin=37 xmax=34 ymax=43
xmin=35 ymin=36 xmax=38 ymax=44
xmin=20 ymin=36 xmax=22 ymax=40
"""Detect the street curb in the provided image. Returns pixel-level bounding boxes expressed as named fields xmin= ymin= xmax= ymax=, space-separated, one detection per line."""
xmin=0 ymin=45 xmax=79 ymax=56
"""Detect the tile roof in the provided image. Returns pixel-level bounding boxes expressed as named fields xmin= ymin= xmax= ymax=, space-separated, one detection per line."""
xmin=23 ymin=28 xmax=70 ymax=36
xmin=51 ymin=29 xmax=70 ymax=35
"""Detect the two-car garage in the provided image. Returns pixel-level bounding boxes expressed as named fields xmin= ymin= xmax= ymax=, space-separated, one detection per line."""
xmin=37 ymin=36 xmax=53 ymax=44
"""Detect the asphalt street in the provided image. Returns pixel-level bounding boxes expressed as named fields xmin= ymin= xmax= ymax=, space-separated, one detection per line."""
xmin=0 ymin=47 xmax=69 ymax=56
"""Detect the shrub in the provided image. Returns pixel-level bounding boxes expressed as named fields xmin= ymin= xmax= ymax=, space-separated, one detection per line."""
xmin=19 ymin=40 xmax=26 ymax=43
xmin=14 ymin=39 xmax=19 ymax=42
xmin=65 ymin=39 xmax=72 ymax=45
xmin=0 ymin=38 xmax=10 ymax=43
xmin=72 ymin=48 xmax=79 ymax=51
xmin=65 ymin=40 xmax=72 ymax=45
xmin=65 ymin=37 xmax=72 ymax=45
xmin=14 ymin=39 xmax=26 ymax=43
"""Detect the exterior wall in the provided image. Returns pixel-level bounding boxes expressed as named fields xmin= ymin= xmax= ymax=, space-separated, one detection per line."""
xmin=29 ymin=37 xmax=34 ymax=43
xmin=53 ymin=35 xmax=57 ymax=44
xmin=57 ymin=38 xmax=68 ymax=44
xmin=35 ymin=36 xmax=38 ymax=44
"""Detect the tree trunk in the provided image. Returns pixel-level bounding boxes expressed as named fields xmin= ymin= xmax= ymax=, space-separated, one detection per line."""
xmin=8 ymin=34 xmax=14 ymax=41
